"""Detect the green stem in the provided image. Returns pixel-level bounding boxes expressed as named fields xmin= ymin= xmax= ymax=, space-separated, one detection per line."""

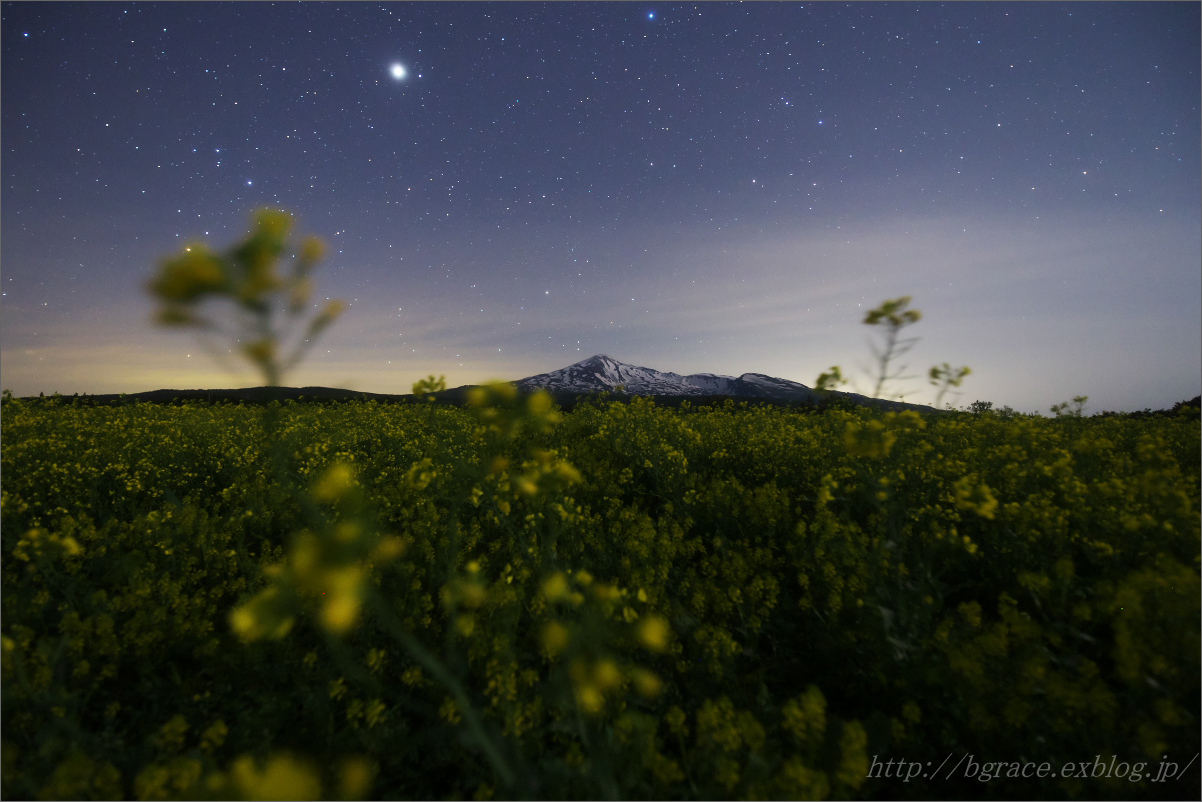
xmin=675 ymin=730 xmax=701 ymax=797
xmin=369 ymin=591 xmax=516 ymax=789
xmin=874 ymin=327 xmax=898 ymax=399
xmin=577 ymin=715 xmax=620 ymax=801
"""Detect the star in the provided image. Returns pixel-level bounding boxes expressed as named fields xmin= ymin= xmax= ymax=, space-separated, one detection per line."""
xmin=389 ymin=62 xmax=407 ymax=81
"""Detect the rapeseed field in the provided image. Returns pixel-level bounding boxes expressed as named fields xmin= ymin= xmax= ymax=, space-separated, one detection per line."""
xmin=2 ymin=391 xmax=1197 ymax=800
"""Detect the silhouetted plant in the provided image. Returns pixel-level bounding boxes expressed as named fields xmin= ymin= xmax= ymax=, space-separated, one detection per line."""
xmin=930 ymin=363 xmax=972 ymax=408
xmin=411 ymin=374 xmax=447 ymax=400
xmin=815 ymin=296 xmax=971 ymax=406
xmin=861 ymin=296 xmax=923 ymax=398
xmin=147 ymin=208 xmax=345 ymax=386
xmin=1050 ymin=394 xmax=1089 ymax=418
xmin=814 ymin=365 xmax=848 ymax=395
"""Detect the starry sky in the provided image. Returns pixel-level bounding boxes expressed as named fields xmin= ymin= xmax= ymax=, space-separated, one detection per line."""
xmin=3 ymin=2 xmax=1199 ymax=412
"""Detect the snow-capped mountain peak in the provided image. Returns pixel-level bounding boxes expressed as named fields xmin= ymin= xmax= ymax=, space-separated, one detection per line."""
xmin=514 ymin=355 xmax=820 ymax=401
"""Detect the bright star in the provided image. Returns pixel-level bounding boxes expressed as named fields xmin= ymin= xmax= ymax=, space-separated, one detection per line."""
xmin=389 ymin=62 xmax=407 ymax=81
xmin=648 ymin=12 xmax=655 ymax=20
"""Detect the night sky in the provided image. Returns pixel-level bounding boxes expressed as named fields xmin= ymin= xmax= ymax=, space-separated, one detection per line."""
xmin=3 ymin=2 xmax=1199 ymax=412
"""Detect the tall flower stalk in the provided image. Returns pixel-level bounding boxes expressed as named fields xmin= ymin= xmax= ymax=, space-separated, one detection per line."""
xmin=147 ymin=207 xmax=345 ymax=387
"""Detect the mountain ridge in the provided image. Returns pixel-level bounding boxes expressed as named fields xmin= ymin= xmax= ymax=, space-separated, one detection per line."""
xmin=513 ymin=354 xmax=939 ymax=412
xmin=16 ymin=355 xmax=943 ymax=412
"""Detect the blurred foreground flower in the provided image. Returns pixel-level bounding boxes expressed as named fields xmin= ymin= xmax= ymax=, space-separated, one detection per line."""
xmin=202 ymin=751 xmax=373 ymax=800
xmin=230 ymin=461 xmax=404 ymax=641
xmin=147 ymin=208 xmax=345 ymax=386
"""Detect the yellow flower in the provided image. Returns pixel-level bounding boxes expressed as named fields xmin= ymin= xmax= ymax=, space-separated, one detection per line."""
xmin=313 ymin=463 xmax=356 ymax=502
xmin=782 ymin=685 xmax=827 ymax=747
xmin=844 ymin=419 xmax=897 ymax=459
xmin=637 ymin=615 xmax=671 ymax=652
xmin=836 ymin=721 xmax=869 ymax=790
xmin=541 ymin=621 xmax=570 ymax=658
xmin=440 ymin=697 xmax=462 ymax=724
xmin=371 ymin=536 xmax=406 ymax=563
xmin=228 ymin=752 xmax=321 ymax=801
xmin=542 ymin=572 xmax=570 ymax=602
xmin=337 ymin=757 xmax=374 ymax=801
xmin=593 ymin=659 xmax=622 ymax=691
xmin=631 ymin=668 xmax=663 ymax=698
xmin=953 ymin=476 xmax=999 ymax=519
xmin=364 ymin=699 xmax=388 ymax=728
xmin=320 ymin=566 xmax=365 ymax=634
xmin=575 ymin=683 xmax=604 ymax=715
xmin=230 ymin=585 xmax=295 ymax=642
xmin=200 ymin=720 xmax=229 ymax=754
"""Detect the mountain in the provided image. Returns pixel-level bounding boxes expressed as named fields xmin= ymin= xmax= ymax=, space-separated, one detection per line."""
xmin=515 ymin=354 xmax=815 ymax=400
xmin=31 ymin=356 xmax=939 ymax=412
xmin=514 ymin=355 xmax=936 ymax=411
